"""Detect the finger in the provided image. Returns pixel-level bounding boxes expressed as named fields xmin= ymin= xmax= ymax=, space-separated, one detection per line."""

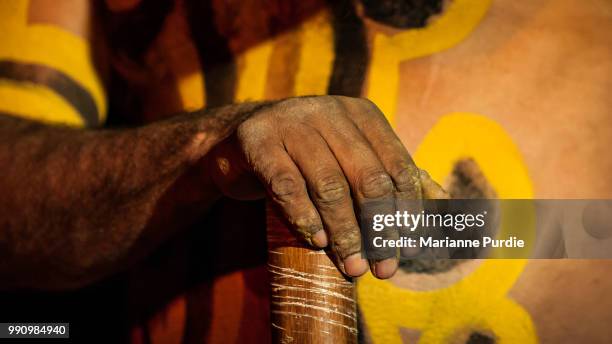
xmin=361 ymin=198 xmax=401 ymax=278
xmin=242 ymin=133 xmax=325 ymax=247
xmin=337 ymin=96 xmax=422 ymax=200
xmin=305 ymin=98 xmax=399 ymax=278
xmin=283 ymin=127 xmax=368 ymax=277
xmin=337 ymin=97 xmax=427 ymax=260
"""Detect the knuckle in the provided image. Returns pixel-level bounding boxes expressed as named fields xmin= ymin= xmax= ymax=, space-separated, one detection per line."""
xmin=331 ymin=225 xmax=362 ymax=258
xmin=294 ymin=216 xmax=322 ymax=235
xmin=353 ymin=97 xmax=382 ymax=116
xmin=391 ymin=164 xmax=420 ymax=194
xmin=318 ymin=94 xmax=341 ymax=107
xmin=313 ymin=173 xmax=349 ymax=205
xmin=328 ymin=96 xmax=347 ymax=115
xmin=356 ymin=97 xmax=377 ymax=109
xmin=312 ymin=95 xmax=345 ymax=116
xmin=277 ymin=97 xmax=303 ymax=113
xmin=269 ymin=173 xmax=302 ymax=201
xmin=279 ymin=96 xmax=347 ymax=125
xmin=359 ymin=169 xmax=394 ymax=198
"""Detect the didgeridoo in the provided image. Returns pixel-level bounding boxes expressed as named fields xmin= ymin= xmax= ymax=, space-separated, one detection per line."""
xmin=267 ymin=202 xmax=358 ymax=343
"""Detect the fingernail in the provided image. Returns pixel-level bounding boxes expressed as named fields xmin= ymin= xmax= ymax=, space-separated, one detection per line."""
xmin=344 ymin=254 xmax=368 ymax=277
xmin=373 ymin=258 xmax=398 ymax=279
xmin=311 ymin=230 xmax=328 ymax=248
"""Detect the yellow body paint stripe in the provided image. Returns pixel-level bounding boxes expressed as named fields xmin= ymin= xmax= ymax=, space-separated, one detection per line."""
xmin=177 ymin=72 xmax=206 ymax=110
xmin=294 ymin=10 xmax=334 ymax=96
xmin=358 ymin=113 xmax=537 ymax=343
xmin=236 ymin=42 xmax=274 ymax=102
xmin=0 ymin=0 xmax=106 ymax=124
xmin=160 ymin=4 xmax=207 ymax=111
xmin=366 ymin=0 xmax=491 ymax=124
xmin=0 ymin=81 xmax=83 ymax=126
xmin=234 ymin=9 xmax=334 ymax=102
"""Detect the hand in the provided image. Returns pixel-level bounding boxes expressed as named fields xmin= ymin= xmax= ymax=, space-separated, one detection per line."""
xmin=205 ymin=96 xmax=446 ymax=279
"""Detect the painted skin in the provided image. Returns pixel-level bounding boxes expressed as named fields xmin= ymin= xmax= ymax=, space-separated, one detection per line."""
xmin=4 ymin=0 xmax=612 ymax=343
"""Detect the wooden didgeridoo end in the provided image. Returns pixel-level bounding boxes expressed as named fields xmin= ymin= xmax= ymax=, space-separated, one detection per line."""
xmin=267 ymin=202 xmax=358 ymax=344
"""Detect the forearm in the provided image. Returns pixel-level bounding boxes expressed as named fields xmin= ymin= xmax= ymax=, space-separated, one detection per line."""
xmin=0 ymin=102 xmax=267 ymax=290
